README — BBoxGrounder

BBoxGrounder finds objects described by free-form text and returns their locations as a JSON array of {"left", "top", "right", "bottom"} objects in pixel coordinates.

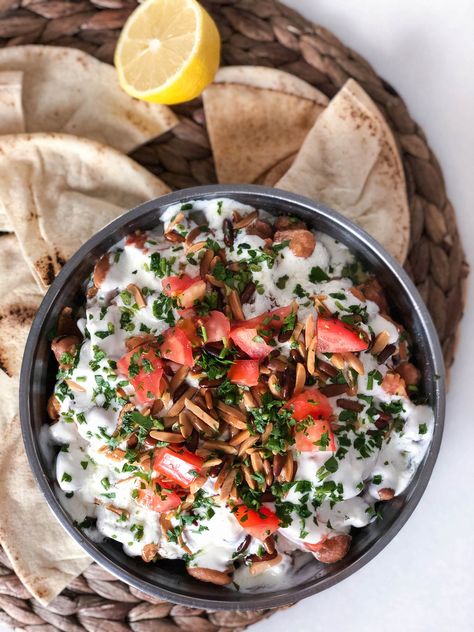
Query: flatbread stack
[
  {"left": 203, "top": 69, "right": 410, "bottom": 263},
  {"left": 0, "top": 46, "right": 174, "bottom": 604}
]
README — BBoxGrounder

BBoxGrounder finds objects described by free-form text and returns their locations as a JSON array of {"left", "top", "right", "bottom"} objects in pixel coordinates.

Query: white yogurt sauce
[{"left": 49, "top": 198, "right": 434, "bottom": 590}]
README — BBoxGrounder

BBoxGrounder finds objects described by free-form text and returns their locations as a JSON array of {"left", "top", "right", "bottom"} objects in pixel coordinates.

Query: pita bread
[
  {"left": 0, "top": 71, "right": 25, "bottom": 135},
  {"left": 0, "top": 370, "right": 91, "bottom": 605},
  {"left": 0, "top": 133, "right": 170, "bottom": 289},
  {"left": 203, "top": 66, "right": 328, "bottom": 184},
  {"left": 0, "top": 71, "right": 25, "bottom": 232},
  {"left": 0, "top": 235, "right": 43, "bottom": 377},
  {"left": 0, "top": 45, "right": 178, "bottom": 153},
  {"left": 276, "top": 79, "right": 410, "bottom": 263}
]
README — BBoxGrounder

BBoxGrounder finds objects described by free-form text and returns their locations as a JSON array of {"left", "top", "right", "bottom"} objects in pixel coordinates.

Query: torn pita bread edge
[
  {"left": 215, "top": 65, "right": 329, "bottom": 105},
  {"left": 0, "top": 132, "right": 171, "bottom": 290}
]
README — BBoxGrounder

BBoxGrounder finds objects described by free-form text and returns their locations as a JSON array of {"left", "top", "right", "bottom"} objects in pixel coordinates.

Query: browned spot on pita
[
  {"left": 35, "top": 255, "right": 56, "bottom": 286},
  {"left": 0, "top": 302, "right": 37, "bottom": 376}
]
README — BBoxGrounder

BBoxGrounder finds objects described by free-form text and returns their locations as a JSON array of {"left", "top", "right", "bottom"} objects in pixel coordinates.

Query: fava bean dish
[{"left": 48, "top": 199, "right": 434, "bottom": 589}]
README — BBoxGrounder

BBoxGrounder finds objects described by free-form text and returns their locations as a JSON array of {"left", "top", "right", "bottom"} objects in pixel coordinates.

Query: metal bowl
[{"left": 20, "top": 185, "right": 445, "bottom": 610}]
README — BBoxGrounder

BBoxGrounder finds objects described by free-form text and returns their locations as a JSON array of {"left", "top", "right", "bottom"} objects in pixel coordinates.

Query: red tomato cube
[
  {"left": 316, "top": 317, "right": 368, "bottom": 353},
  {"left": 228, "top": 359, "right": 260, "bottom": 387},
  {"left": 229, "top": 327, "right": 273, "bottom": 359},
  {"left": 136, "top": 486, "right": 181, "bottom": 513},
  {"left": 233, "top": 505, "right": 280, "bottom": 541},
  {"left": 160, "top": 326, "right": 194, "bottom": 366},
  {"left": 117, "top": 345, "right": 163, "bottom": 404},
  {"left": 153, "top": 447, "right": 204, "bottom": 488}
]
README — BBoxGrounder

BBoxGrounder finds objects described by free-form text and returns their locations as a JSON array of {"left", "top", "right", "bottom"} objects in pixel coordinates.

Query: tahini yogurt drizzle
[{"left": 50, "top": 198, "right": 434, "bottom": 589}]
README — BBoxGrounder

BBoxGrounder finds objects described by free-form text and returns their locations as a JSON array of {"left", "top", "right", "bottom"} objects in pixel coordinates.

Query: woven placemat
[{"left": 0, "top": 0, "right": 469, "bottom": 630}]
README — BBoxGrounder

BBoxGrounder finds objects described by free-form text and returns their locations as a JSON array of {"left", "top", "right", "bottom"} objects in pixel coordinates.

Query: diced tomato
[
  {"left": 153, "top": 447, "right": 204, "bottom": 488},
  {"left": 237, "top": 305, "right": 294, "bottom": 334},
  {"left": 295, "top": 419, "right": 336, "bottom": 452},
  {"left": 229, "top": 327, "right": 273, "bottom": 359},
  {"left": 200, "top": 310, "right": 230, "bottom": 343},
  {"left": 117, "top": 345, "right": 163, "bottom": 404},
  {"left": 162, "top": 274, "right": 206, "bottom": 309},
  {"left": 288, "top": 388, "right": 335, "bottom": 452},
  {"left": 316, "top": 317, "right": 368, "bottom": 353},
  {"left": 288, "top": 388, "right": 333, "bottom": 422},
  {"left": 228, "top": 359, "right": 260, "bottom": 387},
  {"left": 233, "top": 505, "right": 280, "bottom": 541},
  {"left": 160, "top": 327, "right": 193, "bottom": 366},
  {"left": 176, "top": 317, "right": 202, "bottom": 348},
  {"left": 162, "top": 274, "right": 196, "bottom": 295},
  {"left": 136, "top": 486, "right": 181, "bottom": 513}
]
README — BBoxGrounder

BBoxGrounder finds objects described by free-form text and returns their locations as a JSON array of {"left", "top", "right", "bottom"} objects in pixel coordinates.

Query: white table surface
[
  {"left": 2, "top": 1, "right": 473, "bottom": 631},
  {"left": 253, "top": 1, "right": 474, "bottom": 632}
]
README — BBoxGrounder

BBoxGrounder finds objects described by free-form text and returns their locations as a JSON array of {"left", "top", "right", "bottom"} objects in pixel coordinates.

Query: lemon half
[{"left": 114, "top": 0, "right": 220, "bottom": 105}]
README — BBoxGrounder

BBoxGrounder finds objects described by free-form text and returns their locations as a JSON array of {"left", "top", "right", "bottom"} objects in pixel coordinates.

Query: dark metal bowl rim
[{"left": 20, "top": 184, "right": 445, "bottom": 610}]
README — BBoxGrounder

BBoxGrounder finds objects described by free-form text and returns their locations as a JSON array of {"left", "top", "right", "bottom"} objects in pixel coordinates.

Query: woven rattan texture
[{"left": 0, "top": 0, "right": 468, "bottom": 630}]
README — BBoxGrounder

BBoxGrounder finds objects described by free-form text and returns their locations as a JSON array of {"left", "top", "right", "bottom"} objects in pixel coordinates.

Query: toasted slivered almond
[
  {"left": 233, "top": 210, "right": 258, "bottom": 229},
  {"left": 115, "top": 402, "right": 135, "bottom": 436},
  {"left": 105, "top": 504, "right": 130, "bottom": 519},
  {"left": 313, "top": 294, "right": 332, "bottom": 317},
  {"left": 126, "top": 283, "right": 146, "bottom": 309},
  {"left": 125, "top": 334, "right": 156, "bottom": 351},
  {"left": 282, "top": 451, "right": 295, "bottom": 482},
  {"left": 214, "top": 460, "right": 231, "bottom": 489},
  {"left": 101, "top": 447, "right": 126, "bottom": 461},
  {"left": 187, "top": 240, "right": 207, "bottom": 254},
  {"left": 168, "top": 386, "right": 197, "bottom": 417},
  {"left": 229, "top": 429, "right": 250, "bottom": 446},
  {"left": 291, "top": 321, "right": 304, "bottom": 342},
  {"left": 142, "top": 543, "right": 159, "bottom": 563},
  {"left": 268, "top": 374, "right": 282, "bottom": 399},
  {"left": 242, "top": 464, "right": 256, "bottom": 489},
  {"left": 169, "top": 366, "right": 189, "bottom": 397},
  {"left": 190, "top": 475, "right": 206, "bottom": 495},
  {"left": 261, "top": 422, "right": 273, "bottom": 444},
  {"left": 259, "top": 365, "right": 271, "bottom": 375},
  {"left": 204, "top": 390, "right": 213, "bottom": 411},
  {"left": 228, "top": 289, "right": 245, "bottom": 320},
  {"left": 330, "top": 353, "right": 345, "bottom": 370},
  {"left": 349, "top": 286, "right": 366, "bottom": 302},
  {"left": 294, "top": 363, "right": 306, "bottom": 396},
  {"left": 243, "top": 391, "right": 257, "bottom": 410},
  {"left": 185, "top": 398, "right": 220, "bottom": 432},
  {"left": 202, "top": 440, "right": 238, "bottom": 455},
  {"left": 219, "top": 468, "right": 237, "bottom": 500},
  {"left": 216, "top": 401, "right": 247, "bottom": 422},
  {"left": 372, "top": 330, "right": 391, "bottom": 356},
  {"left": 297, "top": 340, "right": 307, "bottom": 362},
  {"left": 249, "top": 554, "right": 282, "bottom": 576},
  {"left": 250, "top": 451, "right": 264, "bottom": 474},
  {"left": 148, "top": 431, "right": 184, "bottom": 443},
  {"left": 185, "top": 225, "right": 202, "bottom": 246},
  {"left": 250, "top": 386, "right": 263, "bottom": 407},
  {"left": 178, "top": 410, "right": 193, "bottom": 439},
  {"left": 202, "top": 457, "right": 223, "bottom": 469},
  {"left": 139, "top": 454, "right": 152, "bottom": 471},
  {"left": 200, "top": 248, "right": 214, "bottom": 278},
  {"left": 166, "top": 211, "right": 184, "bottom": 234},
  {"left": 206, "top": 273, "right": 225, "bottom": 288},
  {"left": 343, "top": 352, "right": 365, "bottom": 375},
  {"left": 238, "top": 435, "right": 259, "bottom": 456},
  {"left": 160, "top": 513, "right": 174, "bottom": 541},
  {"left": 65, "top": 379, "right": 86, "bottom": 392},
  {"left": 263, "top": 459, "right": 273, "bottom": 486},
  {"left": 307, "top": 336, "right": 318, "bottom": 376},
  {"left": 305, "top": 314, "right": 315, "bottom": 349},
  {"left": 188, "top": 411, "right": 214, "bottom": 436}
]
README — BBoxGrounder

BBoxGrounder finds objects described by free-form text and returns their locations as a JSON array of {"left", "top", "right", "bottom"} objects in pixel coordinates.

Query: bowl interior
[{"left": 20, "top": 185, "right": 445, "bottom": 609}]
